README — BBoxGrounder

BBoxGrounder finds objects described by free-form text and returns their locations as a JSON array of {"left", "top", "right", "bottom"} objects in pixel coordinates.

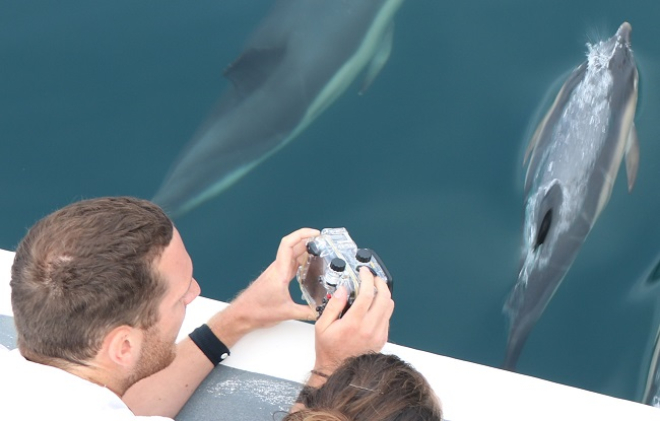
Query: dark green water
[{"left": 3, "top": 0, "right": 660, "bottom": 405}]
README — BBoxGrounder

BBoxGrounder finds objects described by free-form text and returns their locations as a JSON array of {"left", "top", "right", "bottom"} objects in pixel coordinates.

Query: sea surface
[{"left": 3, "top": 0, "right": 660, "bottom": 405}]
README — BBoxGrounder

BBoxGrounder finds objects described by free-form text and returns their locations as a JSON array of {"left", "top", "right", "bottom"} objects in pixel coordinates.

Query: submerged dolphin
[
  {"left": 503, "top": 22, "right": 640, "bottom": 370},
  {"left": 643, "top": 325, "right": 660, "bottom": 406},
  {"left": 639, "top": 257, "right": 660, "bottom": 406},
  {"left": 153, "top": 0, "right": 405, "bottom": 216}
]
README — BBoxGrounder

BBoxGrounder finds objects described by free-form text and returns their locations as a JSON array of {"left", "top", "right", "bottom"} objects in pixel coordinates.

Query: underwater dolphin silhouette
[
  {"left": 643, "top": 324, "right": 660, "bottom": 406},
  {"left": 153, "top": 0, "right": 405, "bottom": 216},
  {"left": 503, "top": 22, "right": 640, "bottom": 370},
  {"left": 638, "top": 257, "right": 660, "bottom": 407}
]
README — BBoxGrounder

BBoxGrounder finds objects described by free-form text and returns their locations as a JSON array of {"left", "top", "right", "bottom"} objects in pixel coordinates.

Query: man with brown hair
[{"left": 0, "top": 196, "right": 393, "bottom": 419}]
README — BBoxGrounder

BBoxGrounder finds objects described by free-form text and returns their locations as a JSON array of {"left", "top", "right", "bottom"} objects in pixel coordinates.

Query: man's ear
[{"left": 103, "top": 325, "right": 142, "bottom": 368}]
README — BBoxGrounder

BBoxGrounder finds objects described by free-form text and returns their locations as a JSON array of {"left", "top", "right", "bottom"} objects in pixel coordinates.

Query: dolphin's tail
[
  {"left": 502, "top": 332, "right": 524, "bottom": 371},
  {"left": 502, "top": 282, "right": 528, "bottom": 371}
]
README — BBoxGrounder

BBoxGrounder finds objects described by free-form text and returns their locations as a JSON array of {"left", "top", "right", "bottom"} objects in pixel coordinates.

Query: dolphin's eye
[{"left": 535, "top": 209, "right": 552, "bottom": 250}]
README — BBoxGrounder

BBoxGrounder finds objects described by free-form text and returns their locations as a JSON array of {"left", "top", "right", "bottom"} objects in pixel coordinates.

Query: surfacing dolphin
[
  {"left": 503, "top": 22, "right": 640, "bottom": 370},
  {"left": 152, "top": 0, "right": 406, "bottom": 217}
]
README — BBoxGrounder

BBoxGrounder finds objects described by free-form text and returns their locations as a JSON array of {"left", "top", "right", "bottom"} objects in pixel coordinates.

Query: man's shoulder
[{"left": 0, "top": 349, "right": 172, "bottom": 420}]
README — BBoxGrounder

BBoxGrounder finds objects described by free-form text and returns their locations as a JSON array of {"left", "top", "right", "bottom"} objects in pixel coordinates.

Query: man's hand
[
  {"left": 125, "top": 228, "right": 320, "bottom": 417},
  {"left": 208, "top": 228, "right": 319, "bottom": 347},
  {"left": 312, "top": 266, "right": 394, "bottom": 377}
]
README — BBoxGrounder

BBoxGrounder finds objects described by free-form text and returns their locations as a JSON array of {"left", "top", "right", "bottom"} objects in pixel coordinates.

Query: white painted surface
[{"left": 1, "top": 248, "right": 658, "bottom": 420}]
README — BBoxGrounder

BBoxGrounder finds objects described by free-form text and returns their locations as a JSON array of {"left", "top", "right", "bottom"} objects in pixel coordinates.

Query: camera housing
[{"left": 297, "top": 227, "right": 393, "bottom": 317}]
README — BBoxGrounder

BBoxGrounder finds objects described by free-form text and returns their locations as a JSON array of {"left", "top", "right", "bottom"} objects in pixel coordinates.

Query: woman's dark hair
[
  {"left": 286, "top": 353, "right": 442, "bottom": 421},
  {"left": 283, "top": 410, "right": 348, "bottom": 421}
]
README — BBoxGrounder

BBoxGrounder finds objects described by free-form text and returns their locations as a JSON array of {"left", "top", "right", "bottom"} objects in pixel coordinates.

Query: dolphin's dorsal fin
[
  {"left": 223, "top": 46, "right": 287, "bottom": 97},
  {"left": 359, "top": 22, "right": 394, "bottom": 95},
  {"left": 625, "top": 123, "right": 640, "bottom": 192}
]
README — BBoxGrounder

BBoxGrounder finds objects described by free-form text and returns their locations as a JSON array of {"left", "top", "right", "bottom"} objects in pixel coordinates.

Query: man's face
[{"left": 133, "top": 227, "right": 200, "bottom": 380}]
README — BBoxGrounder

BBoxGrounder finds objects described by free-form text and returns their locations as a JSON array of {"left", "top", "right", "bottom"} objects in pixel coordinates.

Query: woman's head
[
  {"left": 289, "top": 353, "right": 442, "bottom": 421},
  {"left": 283, "top": 410, "right": 348, "bottom": 421}
]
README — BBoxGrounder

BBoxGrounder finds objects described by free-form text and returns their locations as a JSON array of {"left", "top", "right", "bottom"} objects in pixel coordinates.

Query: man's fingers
[
  {"left": 274, "top": 228, "right": 319, "bottom": 275},
  {"left": 373, "top": 275, "right": 393, "bottom": 308},
  {"left": 278, "top": 228, "right": 319, "bottom": 257},
  {"left": 343, "top": 267, "right": 376, "bottom": 318},
  {"left": 375, "top": 280, "right": 394, "bottom": 334},
  {"left": 362, "top": 276, "right": 394, "bottom": 328},
  {"left": 292, "top": 240, "right": 310, "bottom": 266},
  {"left": 315, "top": 286, "right": 347, "bottom": 331},
  {"left": 290, "top": 303, "right": 318, "bottom": 321},
  {"left": 375, "top": 273, "right": 392, "bottom": 297}
]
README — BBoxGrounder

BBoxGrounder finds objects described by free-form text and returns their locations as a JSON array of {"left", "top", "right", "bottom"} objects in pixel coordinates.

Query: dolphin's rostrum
[
  {"left": 504, "top": 22, "right": 640, "bottom": 370},
  {"left": 153, "top": 0, "right": 406, "bottom": 217}
]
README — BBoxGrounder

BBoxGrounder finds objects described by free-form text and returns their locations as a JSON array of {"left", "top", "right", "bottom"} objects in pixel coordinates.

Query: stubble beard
[{"left": 123, "top": 325, "right": 177, "bottom": 392}]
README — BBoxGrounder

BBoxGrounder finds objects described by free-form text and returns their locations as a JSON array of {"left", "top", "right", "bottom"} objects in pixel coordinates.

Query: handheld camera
[{"left": 296, "top": 227, "right": 393, "bottom": 317}]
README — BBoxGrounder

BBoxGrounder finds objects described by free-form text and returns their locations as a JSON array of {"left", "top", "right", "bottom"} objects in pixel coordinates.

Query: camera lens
[{"left": 324, "top": 258, "right": 346, "bottom": 289}]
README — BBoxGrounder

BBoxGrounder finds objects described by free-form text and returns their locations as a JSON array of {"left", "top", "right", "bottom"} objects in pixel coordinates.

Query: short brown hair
[
  {"left": 11, "top": 196, "right": 173, "bottom": 366},
  {"left": 289, "top": 353, "right": 442, "bottom": 421}
]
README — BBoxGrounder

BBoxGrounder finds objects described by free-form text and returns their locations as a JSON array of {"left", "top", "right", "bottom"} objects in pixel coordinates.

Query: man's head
[{"left": 10, "top": 197, "right": 179, "bottom": 371}]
